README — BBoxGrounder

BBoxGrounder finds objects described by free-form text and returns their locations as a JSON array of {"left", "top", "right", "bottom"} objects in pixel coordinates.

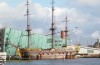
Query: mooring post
[
  {"left": 63, "top": 53, "right": 65, "bottom": 60},
  {"left": 18, "top": 56, "right": 21, "bottom": 62},
  {"left": 70, "top": 52, "right": 72, "bottom": 59},
  {"left": 29, "top": 55, "right": 30, "bottom": 62},
  {"left": 8, "top": 55, "right": 11, "bottom": 63},
  {"left": 65, "top": 52, "right": 68, "bottom": 59}
]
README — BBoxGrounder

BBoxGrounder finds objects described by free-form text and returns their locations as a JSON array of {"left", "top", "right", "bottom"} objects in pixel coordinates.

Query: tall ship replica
[{"left": 0, "top": 0, "right": 80, "bottom": 60}]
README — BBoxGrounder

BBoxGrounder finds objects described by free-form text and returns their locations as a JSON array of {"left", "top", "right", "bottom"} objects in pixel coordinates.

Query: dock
[{"left": 0, "top": 52, "right": 6, "bottom": 65}]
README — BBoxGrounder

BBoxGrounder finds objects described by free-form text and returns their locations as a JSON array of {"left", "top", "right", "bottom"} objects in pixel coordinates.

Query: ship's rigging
[
  {"left": 50, "top": 0, "right": 56, "bottom": 49},
  {"left": 25, "top": 0, "right": 31, "bottom": 48},
  {"left": 65, "top": 15, "right": 68, "bottom": 47}
]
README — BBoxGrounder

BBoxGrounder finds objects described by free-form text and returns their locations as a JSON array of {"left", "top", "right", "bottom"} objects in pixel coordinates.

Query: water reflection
[{"left": 5, "top": 58, "right": 100, "bottom": 65}]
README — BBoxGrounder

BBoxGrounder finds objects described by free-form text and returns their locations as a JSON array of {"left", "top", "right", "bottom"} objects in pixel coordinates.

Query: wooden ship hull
[{"left": 18, "top": 47, "right": 78, "bottom": 60}]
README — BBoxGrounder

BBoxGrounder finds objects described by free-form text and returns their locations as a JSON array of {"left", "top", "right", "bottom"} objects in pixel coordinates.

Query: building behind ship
[{"left": 0, "top": 27, "right": 69, "bottom": 56}]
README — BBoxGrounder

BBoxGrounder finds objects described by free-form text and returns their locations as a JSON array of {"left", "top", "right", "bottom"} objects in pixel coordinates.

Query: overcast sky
[{"left": 0, "top": 0, "right": 100, "bottom": 46}]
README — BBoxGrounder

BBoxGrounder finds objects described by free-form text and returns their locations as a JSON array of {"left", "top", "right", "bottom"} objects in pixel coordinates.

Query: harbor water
[{"left": 4, "top": 58, "right": 100, "bottom": 65}]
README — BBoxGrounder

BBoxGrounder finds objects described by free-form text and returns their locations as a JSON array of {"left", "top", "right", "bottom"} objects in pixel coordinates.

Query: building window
[
  {"left": 55, "top": 44, "right": 57, "bottom": 46},
  {"left": 59, "top": 44, "right": 61, "bottom": 46},
  {"left": 47, "top": 39, "right": 52, "bottom": 43}
]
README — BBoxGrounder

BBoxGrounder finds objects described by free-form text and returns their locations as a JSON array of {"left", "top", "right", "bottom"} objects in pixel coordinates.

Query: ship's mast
[
  {"left": 50, "top": 0, "right": 55, "bottom": 49},
  {"left": 26, "top": 0, "right": 31, "bottom": 48},
  {"left": 65, "top": 15, "right": 68, "bottom": 47}
]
